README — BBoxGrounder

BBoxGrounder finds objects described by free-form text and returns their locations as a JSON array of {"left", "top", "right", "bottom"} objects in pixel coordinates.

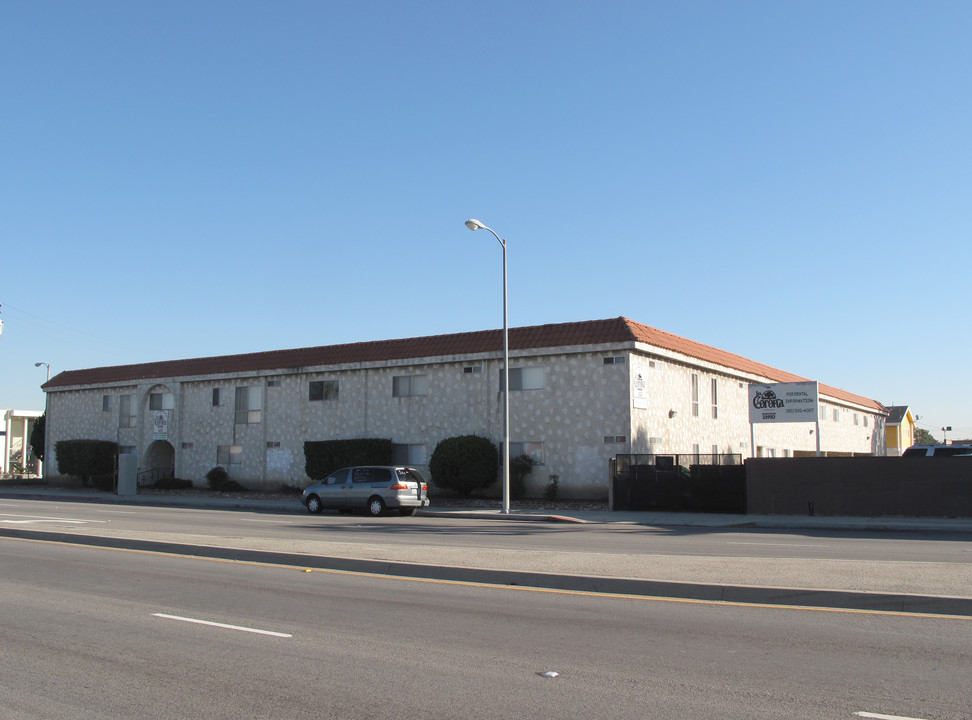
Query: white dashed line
[{"left": 153, "top": 613, "right": 292, "bottom": 638}]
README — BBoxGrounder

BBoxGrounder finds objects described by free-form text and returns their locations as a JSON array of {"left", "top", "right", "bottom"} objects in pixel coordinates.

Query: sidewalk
[{"left": 3, "top": 485, "right": 972, "bottom": 534}]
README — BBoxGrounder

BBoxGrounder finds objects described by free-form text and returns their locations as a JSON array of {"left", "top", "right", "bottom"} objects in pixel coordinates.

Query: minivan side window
[
  {"left": 352, "top": 467, "right": 374, "bottom": 483},
  {"left": 326, "top": 468, "right": 349, "bottom": 485}
]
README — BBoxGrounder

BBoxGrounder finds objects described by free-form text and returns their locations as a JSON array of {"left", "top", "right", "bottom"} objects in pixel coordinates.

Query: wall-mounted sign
[
  {"left": 748, "top": 381, "right": 818, "bottom": 424},
  {"left": 153, "top": 410, "right": 169, "bottom": 440},
  {"left": 632, "top": 372, "right": 648, "bottom": 409}
]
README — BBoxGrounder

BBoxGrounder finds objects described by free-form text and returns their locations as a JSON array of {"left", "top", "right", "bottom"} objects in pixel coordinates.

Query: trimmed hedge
[
  {"left": 55, "top": 439, "right": 118, "bottom": 487},
  {"left": 429, "top": 435, "right": 498, "bottom": 496},
  {"left": 304, "top": 438, "right": 393, "bottom": 481}
]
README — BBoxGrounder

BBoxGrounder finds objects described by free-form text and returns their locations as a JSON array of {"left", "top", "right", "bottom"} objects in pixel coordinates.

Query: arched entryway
[{"left": 142, "top": 440, "right": 175, "bottom": 483}]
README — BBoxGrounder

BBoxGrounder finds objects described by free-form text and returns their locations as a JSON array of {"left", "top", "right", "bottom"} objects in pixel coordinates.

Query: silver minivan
[{"left": 301, "top": 466, "right": 431, "bottom": 516}]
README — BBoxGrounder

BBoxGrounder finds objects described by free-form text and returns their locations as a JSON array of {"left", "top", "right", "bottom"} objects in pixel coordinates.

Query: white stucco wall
[{"left": 43, "top": 342, "right": 886, "bottom": 498}]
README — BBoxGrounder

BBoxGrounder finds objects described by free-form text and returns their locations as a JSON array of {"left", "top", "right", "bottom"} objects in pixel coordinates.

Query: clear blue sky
[{"left": 2, "top": 1, "right": 970, "bottom": 441}]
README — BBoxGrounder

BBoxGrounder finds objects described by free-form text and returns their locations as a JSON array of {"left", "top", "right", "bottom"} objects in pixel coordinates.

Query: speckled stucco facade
[{"left": 44, "top": 339, "right": 885, "bottom": 499}]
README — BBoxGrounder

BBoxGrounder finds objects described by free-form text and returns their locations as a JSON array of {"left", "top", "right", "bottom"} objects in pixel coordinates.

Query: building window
[
  {"left": 149, "top": 392, "right": 174, "bottom": 410},
  {"left": 509, "top": 441, "right": 545, "bottom": 465},
  {"left": 102, "top": 395, "right": 112, "bottom": 412},
  {"left": 833, "top": 408, "right": 840, "bottom": 422},
  {"left": 266, "top": 441, "right": 281, "bottom": 449},
  {"left": 267, "top": 379, "right": 281, "bottom": 388},
  {"left": 212, "top": 388, "right": 221, "bottom": 406},
  {"left": 182, "top": 442, "right": 194, "bottom": 449},
  {"left": 309, "top": 380, "right": 339, "bottom": 401},
  {"left": 393, "top": 375, "right": 428, "bottom": 397},
  {"left": 691, "top": 374, "right": 699, "bottom": 417},
  {"left": 392, "top": 443, "right": 427, "bottom": 465},
  {"left": 463, "top": 366, "right": 482, "bottom": 374},
  {"left": 864, "top": 416, "right": 869, "bottom": 428},
  {"left": 603, "top": 436, "right": 627, "bottom": 444},
  {"left": 235, "top": 386, "right": 262, "bottom": 424},
  {"left": 711, "top": 378, "right": 718, "bottom": 419},
  {"left": 119, "top": 395, "right": 136, "bottom": 428},
  {"left": 501, "top": 367, "right": 545, "bottom": 391},
  {"left": 119, "top": 445, "right": 136, "bottom": 455},
  {"left": 217, "top": 445, "right": 243, "bottom": 465},
  {"left": 854, "top": 413, "right": 860, "bottom": 426},
  {"left": 603, "top": 356, "right": 625, "bottom": 365}
]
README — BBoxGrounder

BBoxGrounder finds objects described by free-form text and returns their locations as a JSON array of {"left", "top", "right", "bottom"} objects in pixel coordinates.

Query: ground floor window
[
  {"left": 217, "top": 445, "right": 243, "bottom": 465},
  {"left": 392, "top": 443, "right": 427, "bottom": 465}
]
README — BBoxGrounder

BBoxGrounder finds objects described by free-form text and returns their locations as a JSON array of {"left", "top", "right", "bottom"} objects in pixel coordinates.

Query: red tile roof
[{"left": 43, "top": 316, "right": 884, "bottom": 412}]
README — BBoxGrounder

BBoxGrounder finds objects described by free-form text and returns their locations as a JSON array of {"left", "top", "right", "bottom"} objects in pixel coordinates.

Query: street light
[
  {"left": 34, "top": 362, "right": 50, "bottom": 382},
  {"left": 465, "top": 218, "right": 510, "bottom": 514}
]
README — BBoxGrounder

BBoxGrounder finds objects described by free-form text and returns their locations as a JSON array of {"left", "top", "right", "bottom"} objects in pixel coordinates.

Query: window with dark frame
[{"left": 309, "top": 380, "right": 339, "bottom": 401}]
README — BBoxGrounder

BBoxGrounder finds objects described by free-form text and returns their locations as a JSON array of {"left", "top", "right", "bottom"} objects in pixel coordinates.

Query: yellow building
[{"left": 885, "top": 406, "right": 916, "bottom": 456}]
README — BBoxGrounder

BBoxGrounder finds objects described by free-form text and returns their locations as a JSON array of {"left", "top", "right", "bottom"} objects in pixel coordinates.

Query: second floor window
[
  {"left": 235, "top": 386, "right": 262, "bottom": 424},
  {"left": 119, "top": 394, "right": 136, "bottom": 428},
  {"left": 691, "top": 374, "right": 699, "bottom": 417},
  {"left": 309, "top": 380, "right": 339, "bottom": 401},
  {"left": 393, "top": 375, "right": 428, "bottom": 397},
  {"left": 500, "top": 367, "right": 545, "bottom": 391}
]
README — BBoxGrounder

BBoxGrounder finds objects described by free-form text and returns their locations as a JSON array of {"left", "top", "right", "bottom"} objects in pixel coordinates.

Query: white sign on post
[{"left": 748, "top": 381, "right": 818, "bottom": 424}]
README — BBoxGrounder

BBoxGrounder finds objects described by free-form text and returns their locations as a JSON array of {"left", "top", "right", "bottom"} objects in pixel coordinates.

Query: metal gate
[{"left": 611, "top": 454, "right": 746, "bottom": 513}]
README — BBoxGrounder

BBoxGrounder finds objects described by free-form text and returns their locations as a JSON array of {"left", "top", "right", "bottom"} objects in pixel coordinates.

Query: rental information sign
[{"left": 748, "top": 381, "right": 818, "bottom": 424}]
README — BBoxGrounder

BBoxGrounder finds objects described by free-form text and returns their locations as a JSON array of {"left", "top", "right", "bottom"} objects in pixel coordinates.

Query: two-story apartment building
[{"left": 41, "top": 317, "right": 887, "bottom": 498}]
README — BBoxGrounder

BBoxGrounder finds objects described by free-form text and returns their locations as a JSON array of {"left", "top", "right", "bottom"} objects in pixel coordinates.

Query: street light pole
[
  {"left": 34, "top": 362, "right": 50, "bottom": 383},
  {"left": 465, "top": 218, "right": 510, "bottom": 514}
]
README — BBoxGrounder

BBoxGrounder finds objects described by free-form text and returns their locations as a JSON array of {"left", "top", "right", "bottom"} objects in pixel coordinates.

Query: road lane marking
[
  {"left": 152, "top": 613, "right": 292, "bottom": 638},
  {"left": 856, "top": 712, "right": 928, "bottom": 720},
  {"left": 0, "top": 513, "right": 108, "bottom": 525},
  {"left": 727, "top": 542, "right": 826, "bottom": 548}
]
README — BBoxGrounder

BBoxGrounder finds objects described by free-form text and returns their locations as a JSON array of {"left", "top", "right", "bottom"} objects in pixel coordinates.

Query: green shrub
[
  {"left": 543, "top": 474, "right": 560, "bottom": 501},
  {"left": 429, "top": 435, "right": 498, "bottom": 496},
  {"left": 153, "top": 477, "right": 193, "bottom": 490},
  {"left": 55, "top": 439, "right": 118, "bottom": 487},
  {"left": 206, "top": 466, "right": 228, "bottom": 490},
  {"left": 217, "top": 479, "right": 248, "bottom": 492},
  {"left": 304, "top": 438, "right": 393, "bottom": 480},
  {"left": 509, "top": 454, "right": 536, "bottom": 499}
]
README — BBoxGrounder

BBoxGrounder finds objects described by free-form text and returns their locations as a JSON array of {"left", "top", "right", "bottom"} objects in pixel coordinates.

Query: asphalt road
[{"left": 3, "top": 536, "right": 970, "bottom": 720}]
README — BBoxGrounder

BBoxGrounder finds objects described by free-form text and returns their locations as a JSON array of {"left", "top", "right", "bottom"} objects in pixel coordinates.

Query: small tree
[
  {"left": 29, "top": 413, "right": 45, "bottom": 461},
  {"left": 429, "top": 435, "right": 498, "bottom": 496},
  {"left": 915, "top": 428, "right": 938, "bottom": 445},
  {"left": 55, "top": 439, "right": 117, "bottom": 487}
]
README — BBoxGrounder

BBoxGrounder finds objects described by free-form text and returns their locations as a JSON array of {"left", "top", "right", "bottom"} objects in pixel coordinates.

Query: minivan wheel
[
  {"left": 306, "top": 495, "right": 323, "bottom": 514},
  {"left": 367, "top": 497, "right": 386, "bottom": 517}
]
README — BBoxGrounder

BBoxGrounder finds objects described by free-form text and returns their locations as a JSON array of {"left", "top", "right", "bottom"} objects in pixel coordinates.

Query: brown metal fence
[{"left": 611, "top": 453, "right": 746, "bottom": 513}]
